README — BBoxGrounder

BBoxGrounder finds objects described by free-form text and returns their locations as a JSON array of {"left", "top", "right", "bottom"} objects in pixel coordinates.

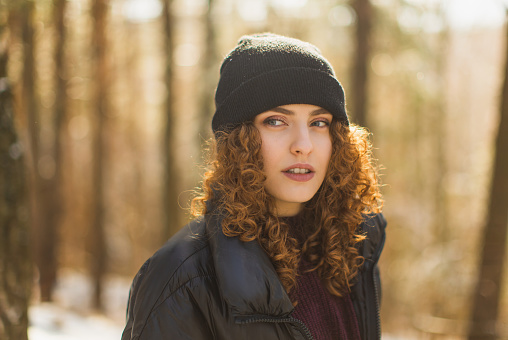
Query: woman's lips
[
  {"left": 282, "top": 163, "right": 315, "bottom": 182},
  {"left": 283, "top": 171, "right": 315, "bottom": 182},
  {"left": 282, "top": 163, "right": 315, "bottom": 172}
]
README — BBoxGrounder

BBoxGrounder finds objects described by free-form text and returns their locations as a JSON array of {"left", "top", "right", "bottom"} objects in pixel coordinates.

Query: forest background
[{"left": 1, "top": 0, "right": 508, "bottom": 339}]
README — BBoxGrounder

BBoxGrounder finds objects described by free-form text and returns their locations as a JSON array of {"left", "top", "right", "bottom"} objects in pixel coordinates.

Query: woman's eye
[
  {"left": 311, "top": 120, "right": 330, "bottom": 127},
  {"left": 264, "top": 118, "right": 285, "bottom": 126}
]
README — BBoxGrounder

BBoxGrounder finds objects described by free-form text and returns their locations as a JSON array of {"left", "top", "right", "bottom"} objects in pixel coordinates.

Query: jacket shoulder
[
  {"left": 148, "top": 218, "right": 210, "bottom": 281},
  {"left": 359, "top": 213, "right": 387, "bottom": 262},
  {"left": 123, "top": 217, "right": 214, "bottom": 338}
]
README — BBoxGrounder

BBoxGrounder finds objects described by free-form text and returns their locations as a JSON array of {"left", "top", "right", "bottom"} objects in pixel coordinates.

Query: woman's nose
[{"left": 290, "top": 125, "right": 313, "bottom": 155}]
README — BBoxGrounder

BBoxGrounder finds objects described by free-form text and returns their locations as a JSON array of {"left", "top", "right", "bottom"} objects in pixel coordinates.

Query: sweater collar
[{"left": 205, "top": 213, "right": 294, "bottom": 318}]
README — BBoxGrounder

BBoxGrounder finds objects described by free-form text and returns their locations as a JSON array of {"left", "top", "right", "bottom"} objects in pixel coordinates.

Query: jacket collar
[{"left": 205, "top": 213, "right": 294, "bottom": 318}]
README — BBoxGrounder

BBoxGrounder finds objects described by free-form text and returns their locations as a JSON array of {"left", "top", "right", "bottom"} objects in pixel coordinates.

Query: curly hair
[{"left": 191, "top": 120, "right": 382, "bottom": 300}]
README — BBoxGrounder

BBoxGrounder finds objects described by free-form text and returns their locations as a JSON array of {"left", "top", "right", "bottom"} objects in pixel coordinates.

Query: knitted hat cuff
[{"left": 212, "top": 67, "right": 347, "bottom": 133}]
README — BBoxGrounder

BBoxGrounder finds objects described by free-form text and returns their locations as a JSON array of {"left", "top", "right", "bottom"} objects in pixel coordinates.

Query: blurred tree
[
  {"left": 53, "top": 0, "right": 68, "bottom": 142},
  {"left": 428, "top": 4, "right": 452, "bottom": 321},
  {"left": 48, "top": 0, "right": 68, "bottom": 254},
  {"left": 161, "top": 0, "right": 181, "bottom": 241},
  {"left": 468, "top": 11, "right": 508, "bottom": 340},
  {"left": 198, "top": 0, "right": 217, "bottom": 143},
  {"left": 0, "top": 13, "right": 31, "bottom": 339},
  {"left": 29, "top": 0, "right": 69, "bottom": 302},
  {"left": 90, "top": 0, "right": 109, "bottom": 311},
  {"left": 19, "top": 1, "right": 36, "bottom": 163},
  {"left": 350, "top": 0, "right": 373, "bottom": 127},
  {"left": 15, "top": 0, "right": 61, "bottom": 302},
  {"left": 426, "top": 4, "right": 450, "bottom": 247},
  {"left": 7, "top": 0, "right": 69, "bottom": 303}
]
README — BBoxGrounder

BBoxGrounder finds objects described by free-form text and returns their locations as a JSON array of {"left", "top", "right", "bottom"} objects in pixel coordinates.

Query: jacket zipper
[
  {"left": 237, "top": 316, "right": 314, "bottom": 340},
  {"left": 371, "top": 225, "right": 386, "bottom": 340},
  {"left": 372, "top": 270, "right": 381, "bottom": 339}
]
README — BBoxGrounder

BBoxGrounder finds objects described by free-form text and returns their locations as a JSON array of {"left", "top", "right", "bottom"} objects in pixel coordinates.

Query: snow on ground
[
  {"left": 29, "top": 303, "right": 124, "bottom": 340},
  {"left": 28, "top": 269, "right": 131, "bottom": 340}
]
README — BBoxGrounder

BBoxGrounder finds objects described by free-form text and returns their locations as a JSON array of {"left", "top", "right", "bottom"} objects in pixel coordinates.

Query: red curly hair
[{"left": 191, "top": 119, "right": 382, "bottom": 299}]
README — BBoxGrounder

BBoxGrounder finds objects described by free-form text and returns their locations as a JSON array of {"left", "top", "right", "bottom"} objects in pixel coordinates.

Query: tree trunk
[
  {"left": 0, "top": 22, "right": 31, "bottom": 340},
  {"left": 32, "top": 0, "right": 68, "bottom": 303},
  {"left": 17, "top": 0, "right": 61, "bottom": 302},
  {"left": 50, "top": 0, "right": 67, "bottom": 201},
  {"left": 198, "top": 0, "right": 217, "bottom": 143},
  {"left": 351, "top": 0, "right": 372, "bottom": 127},
  {"left": 161, "top": 0, "right": 180, "bottom": 241},
  {"left": 90, "top": 0, "right": 108, "bottom": 311},
  {"left": 20, "top": 0, "right": 37, "bottom": 164},
  {"left": 430, "top": 13, "right": 451, "bottom": 320},
  {"left": 468, "top": 13, "right": 508, "bottom": 340}
]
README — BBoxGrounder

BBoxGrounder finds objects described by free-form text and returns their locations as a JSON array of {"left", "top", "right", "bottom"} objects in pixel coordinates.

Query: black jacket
[{"left": 122, "top": 213, "right": 387, "bottom": 340}]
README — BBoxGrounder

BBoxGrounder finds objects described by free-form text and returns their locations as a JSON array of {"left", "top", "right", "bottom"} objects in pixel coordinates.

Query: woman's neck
[{"left": 274, "top": 201, "right": 303, "bottom": 217}]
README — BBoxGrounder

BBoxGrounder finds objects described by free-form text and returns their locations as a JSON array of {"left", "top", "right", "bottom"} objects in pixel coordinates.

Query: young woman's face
[{"left": 253, "top": 104, "right": 333, "bottom": 216}]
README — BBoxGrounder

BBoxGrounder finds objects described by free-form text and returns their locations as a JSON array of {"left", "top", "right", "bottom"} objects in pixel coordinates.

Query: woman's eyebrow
[
  {"left": 270, "top": 107, "right": 294, "bottom": 115},
  {"left": 269, "top": 107, "right": 331, "bottom": 116},
  {"left": 310, "top": 108, "right": 331, "bottom": 116}
]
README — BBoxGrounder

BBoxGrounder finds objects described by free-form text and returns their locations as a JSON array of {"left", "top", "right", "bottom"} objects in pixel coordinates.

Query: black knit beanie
[{"left": 211, "top": 33, "right": 348, "bottom": 134}]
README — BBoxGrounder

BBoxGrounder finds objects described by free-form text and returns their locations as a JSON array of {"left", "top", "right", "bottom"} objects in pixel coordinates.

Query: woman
[{"left": 122, "top": 33, "right": 386, "bottom": 340}]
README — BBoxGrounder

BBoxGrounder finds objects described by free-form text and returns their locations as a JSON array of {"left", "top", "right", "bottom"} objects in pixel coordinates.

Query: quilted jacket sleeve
[
  {"left": 121, "top": 219, "right": 219, "bottom": 340},
  {"left": 121, "top": 256, "right": 218, "bottom": 340}
]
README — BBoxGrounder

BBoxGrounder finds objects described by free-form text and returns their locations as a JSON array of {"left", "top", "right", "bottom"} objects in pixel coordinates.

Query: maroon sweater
[{"left": 285, "top": 216, "right": 361, "bottom": 340}]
